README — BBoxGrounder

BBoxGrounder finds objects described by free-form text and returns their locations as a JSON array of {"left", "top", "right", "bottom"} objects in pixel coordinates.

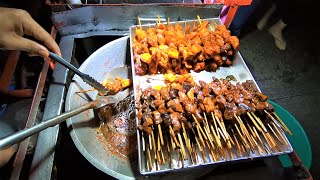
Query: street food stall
[{"left": 0, "top": 0, "right": 313, "bottom": 179}]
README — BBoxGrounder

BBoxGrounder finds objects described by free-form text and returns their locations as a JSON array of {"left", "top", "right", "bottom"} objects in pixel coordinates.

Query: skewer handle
[
  {"left": 0, "top": 103, "right": 92, "bottom": 150},
  {"left": 288, "top": 151, "right": 313, "bottom": 180}
]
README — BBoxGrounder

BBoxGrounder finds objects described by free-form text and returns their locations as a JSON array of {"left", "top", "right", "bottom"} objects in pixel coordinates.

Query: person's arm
[{"left": 0, "top": 7, "right": 61, "bottom": 58}]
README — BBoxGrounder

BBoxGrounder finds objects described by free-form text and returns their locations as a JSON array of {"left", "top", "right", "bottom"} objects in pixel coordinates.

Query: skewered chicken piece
[
  {"left": 103, "top": 77, "right": 131, "bottom": 93},
  {"left": 132, "top": 19, "right": 240, "bottom": 75}
]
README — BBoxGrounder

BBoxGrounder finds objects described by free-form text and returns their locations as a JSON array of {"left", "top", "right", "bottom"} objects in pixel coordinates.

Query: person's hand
[
  {"left": 0, "top": 7, "right": 61, "bottom": 58},
  {"left": 0, "top": 147, "right": 15, "bottom": 168}
]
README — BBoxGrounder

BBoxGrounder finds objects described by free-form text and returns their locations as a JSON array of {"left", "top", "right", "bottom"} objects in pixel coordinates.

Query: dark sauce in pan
[{"left": 98, "top": 91, "right": 137, "bottom": 160}]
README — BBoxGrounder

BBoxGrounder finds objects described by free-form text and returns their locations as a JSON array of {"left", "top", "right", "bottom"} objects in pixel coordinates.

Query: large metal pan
[
  {"left": 65, "top": 36, "right": 216, "bottom": 179},
  {"left": 65, "top": 36, "right": 141, "bottom": 179}
]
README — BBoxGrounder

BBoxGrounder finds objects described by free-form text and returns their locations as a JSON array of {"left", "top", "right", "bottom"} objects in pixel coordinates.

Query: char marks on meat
[{"left": 137, "top": 78, "right": 274, "bottom": 134}]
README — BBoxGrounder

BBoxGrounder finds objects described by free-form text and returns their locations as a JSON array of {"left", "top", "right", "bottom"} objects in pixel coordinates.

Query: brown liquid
[{"left": 98, "top": 91, "right": 137, "bottom": 159}]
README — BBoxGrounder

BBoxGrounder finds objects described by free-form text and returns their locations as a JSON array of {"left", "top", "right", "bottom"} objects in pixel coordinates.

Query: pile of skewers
[
  {"left": 136, "top": 74, "right": 293, "bottom": 171},
  {"left": 132, "top": 16, "right": 240, "bottom": 75}
]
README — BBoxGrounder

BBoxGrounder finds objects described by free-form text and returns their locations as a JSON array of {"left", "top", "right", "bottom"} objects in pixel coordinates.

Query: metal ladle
[{"left": 0, "top": 66, "right": 130, "bottom": 150}]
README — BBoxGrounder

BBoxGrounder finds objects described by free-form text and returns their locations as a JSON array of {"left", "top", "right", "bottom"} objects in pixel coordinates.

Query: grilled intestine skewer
[{"left": 136, "top": 75, "right": 292, "bottom": 169}]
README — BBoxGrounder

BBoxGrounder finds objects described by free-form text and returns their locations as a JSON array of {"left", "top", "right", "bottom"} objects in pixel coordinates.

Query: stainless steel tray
[{"left": 129, "top": 18, "right": 293, "bottom": 175}]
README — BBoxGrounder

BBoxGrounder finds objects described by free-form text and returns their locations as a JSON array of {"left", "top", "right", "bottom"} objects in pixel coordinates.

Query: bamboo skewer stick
[
  {"left": 166, "top": 135, "right": 171, "bottom": 154},
  {"left": 149, "top": 134, "right": 152, "bottom": 150},
  {"left": 195, "top": 136, "right": 203, "bottom": 152},
  {"left": 266, "top": 133, "right": 277, "bottom": 148},
  {"left": 218, "top": 116, "right": 227, "bottom": 132},
  {"left": 215, "top": 117, "right": 232, "bottom": 149},
  {"left": 240, "top": 144, "right": 246, "bottom": 154},
  {"left": 157, "top": 133, "right": 161, "bottom": 152},
  {"left": 211, "top": 113, "right": 220, "bottom": 139},
  {"left": 160, "top": 147, "right": 166, "bottom": 164},
  {"left": 204, "top": 127, "right": 215, "bottom": 149},
  {"left": 202, "top": 115, "right": 215, "bottom": 149},
  {"left": 191, "top": 143, "right": 198, "bottom": 164},
  {"left": 235, "top": 115, "right": 255, "bottom": 149},
  {"left": 225, "top": 132, "right": 234, "bottom": 145},
  {"left": 205, "top": 139, "right": 216, "bottom": 161},
  {"left": 247, "top": 112, "right": 263, "bottom": 132},
  {"left": 157, "top": 15, "right": 161, "bottom": 25},
  {"left": 158, "top": 124, "right": 164, "bottom": 145},
  {"left": 200, "top": 148, "right": 207, "bottom": 163},
  {"left": 249, "top": 134, "right": 262, "bottom": 155},
  {"left": 214, "top": 115, "right": 229, "bottom": 141},
  {"left": 203, "top": 113, "right": 213, "bottom": 139},
  {"left": 250, "top": 113, "right": 278, "bottom": 149},
  {"left": 188, "top": 141, "right": 196, "bottom": 164},
  {"left": 267, "top": 123, "right": 283, "bottom": 144},
  {"left": 195, "top": 134, "right": 207, "bottom": 164},
  {"left": 197, "top": 15, "right": 202, "bottom": 24},
  {"left": 271, "top": 122, "right": 289, "bottom": 145},
  {"left": 192, "top": 114, "right": 208, "bottom": 140},
  {"left": 238, "top": 123, "right": 255, "bottom": 150},
  {"left": 154, "top": 146, "right": 158, "bottom": 162},
  {"left": 210, "top": 124, "right": 222, "bottom": 148},
  {"left": 188, "top": 134, "right": 197, "bottom": 163},
  {"left": 232, "top": 131, "right": 242, "bottom": 156},
  {"left": 196, "top": 125, "right": 206, "bottom": 148},
  {"left": 157, "top": 150, "right": 162, "bottom": 165},
  {"left": 218, "top": 147, "right": 227, "bottom": 160},
  {"left": 189, "top": 126, "right": 204, "bottom": 158},
  {"left": 227, "top": 147, "right": 234, "bottom": 160},
  {"left": 181, "top": 125, "right": 195, "bottom": 163},
  {"left": 208, "top": 24, "right": 214, "bottom": 31},
  {"left": 75, "top": 88, "right": 95, "bottom": 93},
  {"left": 147, "top": 146, "right": 153, "bottom": 171},
  {"left": 245, "top": 121, "right": 265, "bottom": 153},
  {"left": 264, "top": 110, "right": 285, "bottom": 130},
  {"left": 234, "top": 124, "right": 250, "bottom": 149},
  {"left": 170, "top": 134, "right": 176, "bottom": 150},
  {"left": 273, "top": 112, "right": 293, "bottom": 135},
  {"left": 228, "top": 134, "right": 239, "bottom": 156},
  {"left": 212, "top": 20, "right": 218, "bottom": 27},
  {"left": 261, "top": 131, "right": 273, "bottom": 150},
  {"left": 203, "top": 113, "right": 210, "bottom": 129},
  {"left": 217, "top": 127, "right": 231, "bottom": 149},
  {"left": 181, "top": 123, "right": 191, "bottom": 150},
  {"left": 169, "top": 126, "right": 180, "bottom": 147},
  {"left": 177, "top": 133, "right": 187, "bottom": 160},
  {"left": 138, "top": 16, "right": 142, "bottom": 29},
  {"left": 246, "top": 121, "right": 256, "bottom": 137},
  {"left": 264, "top": 112, "right": 289, "bottom": 148},
  {"left": 250, "top": 112, "right": 268, "bottom": 132},
  {"left": 214, "top": 148, "right": 220, "bottom": 161},
  {"left": 252, "top": 126, "right": 269, "bottom": 154},
  {"left": 217, "top": 128, "right": 227, "bottom": 143},
  {"left": 151, "top": 130, "right": 156, "bottom": 153}
]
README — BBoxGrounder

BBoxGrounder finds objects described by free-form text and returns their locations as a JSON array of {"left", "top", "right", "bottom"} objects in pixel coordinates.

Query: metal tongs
[
  {"left": 0, "top": 66, "right": 130, "bottom": 150},
  {"left": 49, "top": 52, "right": 109, "bottom": 95}
]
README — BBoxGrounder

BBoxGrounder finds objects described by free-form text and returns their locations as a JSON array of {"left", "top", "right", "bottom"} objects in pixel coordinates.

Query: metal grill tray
[{"left": 129, "top": 18, "right": 293, "bottom": 175}]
